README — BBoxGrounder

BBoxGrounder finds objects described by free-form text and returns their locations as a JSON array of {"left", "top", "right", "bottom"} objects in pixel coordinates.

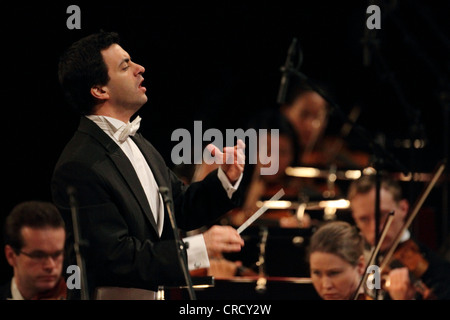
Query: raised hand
[{"left": 205, "top": 139, "right": 245, "bottom": 184}]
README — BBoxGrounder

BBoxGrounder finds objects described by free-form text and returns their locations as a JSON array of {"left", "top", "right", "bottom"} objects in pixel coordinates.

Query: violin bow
[
  {"left": 379, "top": 160, "right": 446, "bottom": 273},
  {"left": 352, "top": 211, "right": 395, "bottom": 300}
]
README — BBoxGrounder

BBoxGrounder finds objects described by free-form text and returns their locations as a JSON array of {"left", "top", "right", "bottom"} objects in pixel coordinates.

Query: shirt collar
[
  {"left": 86, "top": 115, "right": 131, "bottom": 143},
  {"left": 10, "top": 277, "right": 25, "bottom": 300},
  {"left": 400, "top": 229, "right": 411, "bottom": 242}
]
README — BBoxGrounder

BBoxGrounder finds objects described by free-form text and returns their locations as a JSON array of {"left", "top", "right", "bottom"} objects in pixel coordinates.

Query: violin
[
  {"left": 300, "top": 136, "right": 370, "bottom": 170},
  {"left": 391, "top": 239, "right": 429, "bottom": 280},
  {"left": 380, "top": 238, "right": 436, "bottom": 300},
  {"left": 377, "top": 161, "right": 446, "bottom": 300},
  {"left": 31, "top": 277, "right": 67, "bottom": 300},
  {"left": 355, "top": 292, "right": 375, "bottom": 300}
]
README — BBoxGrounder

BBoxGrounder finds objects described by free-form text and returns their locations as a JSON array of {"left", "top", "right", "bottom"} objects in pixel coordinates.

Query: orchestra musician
[
  {"left": 308, "top": 220, "right": 367, "bottom": 300},
  {"left": 348, "top": 174, "right": 450, "bottom": 299},
  {"left": 280, "top": 80, "right": 370, "bottom": 201},
  {"left": 0, "top": 201, "right": 67, "bottom": 300},
  {"left": 280, "top": 80, "right": 370, "bottom": 170}
]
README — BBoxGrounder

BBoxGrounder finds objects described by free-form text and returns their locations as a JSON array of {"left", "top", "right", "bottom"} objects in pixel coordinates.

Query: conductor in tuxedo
[{"left": 52, "top": 31, "right": 245, "bottom": 299}]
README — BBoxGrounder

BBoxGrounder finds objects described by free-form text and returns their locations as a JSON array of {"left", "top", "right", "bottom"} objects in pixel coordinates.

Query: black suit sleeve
[
  {"left": 0, "top": 280, "right": 12, "bottom": 300},
  {"left": 169, "top": 167, "right": 241, "bottom": 231}
]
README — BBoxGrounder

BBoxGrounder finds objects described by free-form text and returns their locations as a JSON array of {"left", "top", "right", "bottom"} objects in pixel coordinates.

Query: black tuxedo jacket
[
  {"left": 0, "top": 280, "right": 12, "bottom": 300},
  {"left": 52, "top": 117, "right": 241, "bottom": 294}
]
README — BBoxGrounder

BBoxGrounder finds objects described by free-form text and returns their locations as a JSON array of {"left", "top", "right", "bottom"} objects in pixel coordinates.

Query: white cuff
[
  {"left": 183, "top": 234, "right": 210, "bottom": 270},
  {"left": 217, "top": 167, "right": 243, "bottom": 199}
]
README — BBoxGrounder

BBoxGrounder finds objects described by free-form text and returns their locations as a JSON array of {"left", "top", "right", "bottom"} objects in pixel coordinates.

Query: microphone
[
  {"left": 362, "top": 27, "right": 371, "bottom": 67},
  {"left": 66, "top": 186, "right": 90, "bottom": 300},
  {"left": 362, "top": 0, "right": 381, "bottom": 67},
  {"left": 277, "top": 38, "right": 298, "bottom": 105},
  {"left": 159, "top": 186, "right": 172, "bottom": 205}
]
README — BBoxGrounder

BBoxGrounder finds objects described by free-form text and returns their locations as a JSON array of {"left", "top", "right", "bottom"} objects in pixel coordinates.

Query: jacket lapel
[
  {"left": 131, "top": 133, "right": 168, "bottom": 234},
  {"left": 107, "top": 150, "right": 159, "bottom": 233},
  {"left": 78, "top": 117, "right": 159, "bottom": 234}
]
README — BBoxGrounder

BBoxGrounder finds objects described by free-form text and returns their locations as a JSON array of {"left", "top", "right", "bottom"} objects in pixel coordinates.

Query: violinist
[
  {"left": 308, "top": 220, "right": 366, "bottom": 300},
  {"left": 280, "top": 80, "right": 370, "bottom": 203},
  {"left": 0, "top": 201, "right": 67, "bottom": 300},
  {"left": 280, "top": 80, "right": 370, "bottom": 170},
  {"left": 348, "top": 174, "right": 450, "bottom": 299}
]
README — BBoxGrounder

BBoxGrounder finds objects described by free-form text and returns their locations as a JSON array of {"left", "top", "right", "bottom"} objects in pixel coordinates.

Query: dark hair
[
  {"left": 308, "top": 221, "right": 364, "bottom": 266},
  {"left": 4, "top": 201, "right": 65, "bottom": 253},
  {"left": 347, "top": 174, "right": 402, "bottom": 203},
  {"left": 284, "top": 78, "right": 332, "bottom": 109},
  {"left": 58, "top": 31, "right": 120, "bottom": 115}
]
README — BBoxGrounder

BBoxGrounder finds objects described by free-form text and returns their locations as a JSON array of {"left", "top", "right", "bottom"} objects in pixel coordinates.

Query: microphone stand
[
  {"left": 255, "top": 226, "right": 269, "bottom": 294},
  {"left": 387, "top": 5, "right": 450, "bottom": 250},
  {"left": 67, "top": 186, "right": 90, "bottom": 300},
  {"left": 159, "top": 187, "right": 196, "bottom": 300}
]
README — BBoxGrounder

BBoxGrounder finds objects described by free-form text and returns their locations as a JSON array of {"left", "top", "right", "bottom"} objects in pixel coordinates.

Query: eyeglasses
[{"left": 18, "top": 250, "right": 64, "bottom": 263}]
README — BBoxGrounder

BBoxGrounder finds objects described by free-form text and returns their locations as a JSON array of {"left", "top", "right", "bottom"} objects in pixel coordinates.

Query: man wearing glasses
[{"left": 1, "top": 201, "right": 66, "bottom": 300}]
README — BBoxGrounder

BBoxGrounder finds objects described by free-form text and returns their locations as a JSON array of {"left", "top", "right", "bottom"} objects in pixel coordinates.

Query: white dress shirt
[
  {"left": 86, "top": 115, "right": 242, "bottom": 270},
  {"left": 10, "top": 277, "right": 24, "bottom": 300}
]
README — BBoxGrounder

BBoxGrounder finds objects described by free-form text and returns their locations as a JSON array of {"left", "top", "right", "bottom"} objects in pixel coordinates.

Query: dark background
[{"left": 1, "top": 1, "right": 449, "bottom": 283}]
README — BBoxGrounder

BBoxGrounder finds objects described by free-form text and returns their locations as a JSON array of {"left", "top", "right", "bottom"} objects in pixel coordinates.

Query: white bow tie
[{"left": 117, "top": 116, "right": 142, "bottom": 143}]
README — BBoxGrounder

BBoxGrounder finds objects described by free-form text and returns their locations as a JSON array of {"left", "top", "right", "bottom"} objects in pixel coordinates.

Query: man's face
[
  {"left": 100, "top": 43, "right": 148, "bottom": 112},
  {"left": 351, "top": 188, "right": 408, "bottom": 252},
  {"left": 5, "top": 227, "right": 65, "bottom": 298}
]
